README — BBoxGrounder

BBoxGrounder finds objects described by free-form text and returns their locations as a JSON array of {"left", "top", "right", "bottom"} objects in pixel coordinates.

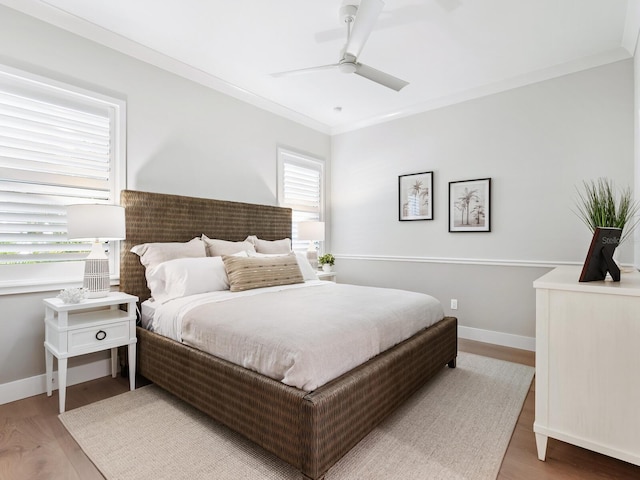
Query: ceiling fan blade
[
  {"left": 354, "top": 63, "right": 409, "bottom": 91},
  {"left": 345, "top": 0, "right": 385, "bottom": 59},
  {"left": 271, "top": 64, "right": 339, "bottom": 78}
]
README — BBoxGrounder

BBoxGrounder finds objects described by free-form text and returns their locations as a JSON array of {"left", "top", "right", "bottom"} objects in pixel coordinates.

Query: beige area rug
[{"left": 59, "top": 352, "right": 533, "bottom": 480}]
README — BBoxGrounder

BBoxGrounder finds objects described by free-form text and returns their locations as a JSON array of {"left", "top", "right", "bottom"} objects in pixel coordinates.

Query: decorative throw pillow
[
  {"left": 248, "top": 251, "right": 318, "bottom": 281},
  {"left": 202, "top": 234, "right": 256, "bottom": 257},
  {"left": 131, "top": 237, "right": 206, "bottom": 271},
  {"left": 222, "top": 253, "right": 304, "bottom": 292},
  {"left": 245, "top": 235, "right": 292, "bottom": 254}
]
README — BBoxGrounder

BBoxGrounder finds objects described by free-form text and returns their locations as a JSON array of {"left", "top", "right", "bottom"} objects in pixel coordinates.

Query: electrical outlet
[{"left": 450, "top": 299, "right": 458, "bottom": 310}]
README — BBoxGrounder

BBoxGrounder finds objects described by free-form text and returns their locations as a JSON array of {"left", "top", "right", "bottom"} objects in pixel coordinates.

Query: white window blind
[
  {"left": 277, "top": 148, "right": 324, "bottom": 251},
  {"left": 0, "top": 65, "right": 125, "bottom": 291}
]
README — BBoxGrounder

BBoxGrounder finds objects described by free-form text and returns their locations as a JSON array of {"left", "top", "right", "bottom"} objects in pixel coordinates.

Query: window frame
[
  {"left": 276, "top": 146, "right": 325, "bottom": 252},
  {"left": 0, "top": 64, "right": 126, "bottom": 295}
]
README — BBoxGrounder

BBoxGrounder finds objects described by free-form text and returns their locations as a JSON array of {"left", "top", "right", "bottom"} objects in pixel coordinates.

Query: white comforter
[{"left": 147, "top": 281, "right": 444, "bottom": 391}]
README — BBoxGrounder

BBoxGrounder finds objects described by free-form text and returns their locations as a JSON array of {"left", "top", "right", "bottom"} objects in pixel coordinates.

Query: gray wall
[
  {"left": 0, "top": 6, "right": 330, "bottom": 387},
  {"left": 331, "top": 60, "right": 634, "bottom": 345}
]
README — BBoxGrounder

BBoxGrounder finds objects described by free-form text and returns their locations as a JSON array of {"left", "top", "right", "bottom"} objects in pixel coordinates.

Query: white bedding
[{"left": 144, "top": 281, "right": 444, "bottom": 391}]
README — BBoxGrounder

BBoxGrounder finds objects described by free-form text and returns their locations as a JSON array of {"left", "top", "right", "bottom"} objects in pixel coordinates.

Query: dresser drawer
[{"left": 68, "top": 321, "right": 130, "bottom": 354}]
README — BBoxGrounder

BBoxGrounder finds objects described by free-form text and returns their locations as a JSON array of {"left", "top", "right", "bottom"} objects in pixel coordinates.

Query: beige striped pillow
[{"left": 222, "top": 253, "right": 304, "bottom": 292}]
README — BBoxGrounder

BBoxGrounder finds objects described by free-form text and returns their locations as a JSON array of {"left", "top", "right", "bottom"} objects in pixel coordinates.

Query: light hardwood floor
[{"left": 1, "top": 339, "right": 638, "bottom": 480}]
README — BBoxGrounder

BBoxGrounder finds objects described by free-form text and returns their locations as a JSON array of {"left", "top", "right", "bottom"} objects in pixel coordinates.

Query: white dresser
[{"left": 533, "top": 266, "right": 640, "bottom": 466}]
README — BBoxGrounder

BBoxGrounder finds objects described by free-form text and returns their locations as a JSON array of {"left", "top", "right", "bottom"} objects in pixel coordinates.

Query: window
[
  {"left": 0, "top": 65, "right": 126, "bottom": 293},
  {"left": 277, "top": 147, "right": 324, "bottom": 252}
]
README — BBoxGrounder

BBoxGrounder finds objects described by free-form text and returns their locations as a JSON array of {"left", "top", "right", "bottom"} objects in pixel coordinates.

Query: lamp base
[{"left": 83, "top": 258, "right": 110, "bottom": 298}]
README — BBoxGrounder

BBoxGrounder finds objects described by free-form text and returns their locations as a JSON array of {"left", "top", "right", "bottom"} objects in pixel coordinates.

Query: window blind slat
[
  {"left": 0, "top": 223, "right": 65, "bottom": 234},
  {"left": 0, "top": 136, "right": 109, "bottom": 162},
  {"left": 0, "top": 233, "right": 68, "bottom": 242},
  {"left": 0, "top": 243, "right": 92, "bottom": 254},
  {"left": 0, "top": 180, "right": 110, "bottom": 200},
  {"left": 0, "top": 211, "right": 66, "bottom": 224},
  {"left": 0, "top": 148, "right": 109, "bottom": 171},
  {"left": 0, "top": 168, "right": 110, "bottom": 191},
  {"left": 0, "top": 111, "right": 109, "bottom": 143},
  {"left": 0, "top": 190, "right": 108, "bottom": 205},
  {"left": 0, "top": 252, "right": 91, "bottom": 264},
  {"left": 0, "top": 157, "right": 108, "bottom": 180}
]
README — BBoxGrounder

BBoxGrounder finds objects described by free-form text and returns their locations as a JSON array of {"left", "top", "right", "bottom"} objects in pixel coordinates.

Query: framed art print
[
  {"left": 399, "top": 171, "right": 433, "bottom": 221},
  {"left": 449, "top": 177, "right": 491, "bottom": 232}
]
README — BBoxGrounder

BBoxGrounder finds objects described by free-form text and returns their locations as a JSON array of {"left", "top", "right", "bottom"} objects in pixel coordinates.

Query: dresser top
[{"left": 534, "top": 266, "right": 640, "bottom": 296}]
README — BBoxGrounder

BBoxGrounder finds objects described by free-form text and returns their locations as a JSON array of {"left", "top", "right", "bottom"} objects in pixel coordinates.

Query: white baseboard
[
  {"left": 0, "top": 358, "right": 114, "bottom": 406},
  {"left": 458, "top": 325, "right": 536, "bottom": 352}
]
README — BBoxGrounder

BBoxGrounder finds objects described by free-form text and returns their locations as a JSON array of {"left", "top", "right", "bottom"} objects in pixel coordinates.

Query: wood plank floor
[{"left": 1, "top": 339, "right": 638, "bottom": 480}]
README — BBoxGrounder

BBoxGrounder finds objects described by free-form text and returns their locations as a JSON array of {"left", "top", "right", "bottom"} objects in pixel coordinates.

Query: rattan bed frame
[{"left": 119, "top": 189, "right": 457, "bottom": 480}]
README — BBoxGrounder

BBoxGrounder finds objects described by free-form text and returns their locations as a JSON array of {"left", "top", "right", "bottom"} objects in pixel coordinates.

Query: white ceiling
[{"left": 3, "top": 0, "right": 638, "bottom": 134}]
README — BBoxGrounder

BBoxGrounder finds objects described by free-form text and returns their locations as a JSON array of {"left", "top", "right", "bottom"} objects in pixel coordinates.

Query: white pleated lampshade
[
  {"left": 297, "top": 221, "right": 325, "bottom": 241},
  {"left": 66, "top": 204, "right": 126, "bottom": 241}
]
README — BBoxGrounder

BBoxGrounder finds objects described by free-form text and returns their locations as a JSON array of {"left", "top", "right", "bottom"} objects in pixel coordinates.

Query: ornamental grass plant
[{"left": 574, "top": 178, "right": 639, "bottom": 244}]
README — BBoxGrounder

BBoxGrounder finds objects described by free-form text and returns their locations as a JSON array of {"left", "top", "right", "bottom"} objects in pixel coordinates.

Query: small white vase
[{"left": 322, "top": 264, "right": 333, "bottom": 272}]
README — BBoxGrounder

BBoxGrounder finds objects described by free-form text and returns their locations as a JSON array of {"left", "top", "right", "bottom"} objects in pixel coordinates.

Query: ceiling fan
[{"left": 271, "top": 0, "right": 409, "bottom": 92}]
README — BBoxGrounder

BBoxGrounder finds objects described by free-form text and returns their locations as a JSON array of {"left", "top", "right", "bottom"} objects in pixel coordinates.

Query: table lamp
[
  {"left": 66, "top": 204, "right": 125, "bottom": 298},
  {"left": 297, "top": 221, "right": 325, "bottom": 269}
]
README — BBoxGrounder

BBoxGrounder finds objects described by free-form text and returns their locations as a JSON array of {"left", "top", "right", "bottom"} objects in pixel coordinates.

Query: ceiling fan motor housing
[{"left": 339, "top": 4, "right": 358, "bottom": 23}]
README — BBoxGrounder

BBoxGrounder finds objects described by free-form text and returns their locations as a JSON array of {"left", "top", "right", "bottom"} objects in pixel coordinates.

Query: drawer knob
[{"left": 95, "top": 330, "right": 107, "bottom": 341}]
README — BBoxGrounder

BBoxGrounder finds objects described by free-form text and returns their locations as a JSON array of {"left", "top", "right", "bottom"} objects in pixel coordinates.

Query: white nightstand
[
  {"left": 43, "top": 291, "right": 138, "bottom": 413},
  {"left": 316, "top": 270, "right": 337, "bottom": 282}
]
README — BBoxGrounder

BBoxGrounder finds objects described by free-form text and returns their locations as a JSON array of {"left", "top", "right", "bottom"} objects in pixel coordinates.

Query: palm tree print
[
  {"left": 471, "top": 203, "right": 485, "bottom": 224},
  {"left": 449, "top": 178, "right": 491, "bottom": 232},
  {"left": 455, "top": 200, "right": 466, "bottom": 225},
  {"left": 411, "top": 180, "right": 423, "bottom": 197},
  {"left": 400, "top": 173, "right": 433, "bottom": 220},
  {"left": 450, "top": 179, "right": 490, "bottom": 231},
  {"left": 407, "top": 180, "right": 429, "bottom": 216},
  {"left": 457, "top": 187, "right": 479, "bottom": 225}
]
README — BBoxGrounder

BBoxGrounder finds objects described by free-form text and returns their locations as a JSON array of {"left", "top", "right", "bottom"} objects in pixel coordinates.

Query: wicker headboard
[{"left": 119, "top": 189, "right": 292, "bottom": 303}]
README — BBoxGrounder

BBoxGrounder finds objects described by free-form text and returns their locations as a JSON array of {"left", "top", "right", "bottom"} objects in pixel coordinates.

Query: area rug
[{"left": 59, "top": 352, "right": 533, "bottom": 480}]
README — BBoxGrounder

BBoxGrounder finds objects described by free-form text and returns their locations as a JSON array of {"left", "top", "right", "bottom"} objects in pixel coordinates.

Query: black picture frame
[
  {"left": 449, "top": 178, "right": 491, "bottom": 232},
  {"left": 399, "top": 171, "right": 433, "bottom": 221}
]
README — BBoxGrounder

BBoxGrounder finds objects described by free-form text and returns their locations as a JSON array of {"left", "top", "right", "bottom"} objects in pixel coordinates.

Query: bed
[{"left": 119, "top": 189, "right": 457, "bottom": 480}]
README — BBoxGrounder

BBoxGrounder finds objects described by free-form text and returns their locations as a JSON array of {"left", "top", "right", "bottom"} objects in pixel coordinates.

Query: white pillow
[
  {"left": 245, "top": 235, "right": 292, "bottom": 254},
  {"left": 201, "top": 234, "right": 256, "bottom": 256},
  {"left": 146, "top": 256, "right": 230, "bottom": 303},
  {"left": 248, "top": 251, "right": 317, "bottom": 281},
  {"left": 131, "top": 237, "right": 205, "bottom": 271}
]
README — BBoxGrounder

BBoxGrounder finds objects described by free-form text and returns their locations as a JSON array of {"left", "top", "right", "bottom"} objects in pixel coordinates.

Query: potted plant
[
  {"left": 318, "top": 253, "right": 335, "bottom": 272},
  {"left": 574, "top": 178, "right": 639, "bottom": 281}
]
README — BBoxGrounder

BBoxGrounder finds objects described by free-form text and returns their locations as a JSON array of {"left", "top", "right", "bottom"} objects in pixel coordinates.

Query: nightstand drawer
[{"left": 68, "top": 321, "right": 130, "bottom": 354}]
